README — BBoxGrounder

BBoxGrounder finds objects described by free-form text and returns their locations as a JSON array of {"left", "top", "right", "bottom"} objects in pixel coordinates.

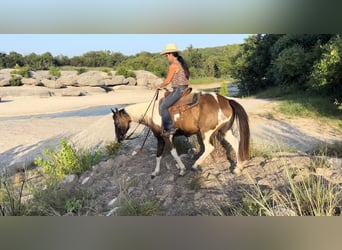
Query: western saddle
[{"left": 162, "top": 87, "right": 200, "bottom": 117}]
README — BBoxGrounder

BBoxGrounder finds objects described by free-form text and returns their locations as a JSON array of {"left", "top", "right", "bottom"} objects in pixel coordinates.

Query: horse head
[{"left": 111, "top": 108, "right": 131, "bottom": 142}]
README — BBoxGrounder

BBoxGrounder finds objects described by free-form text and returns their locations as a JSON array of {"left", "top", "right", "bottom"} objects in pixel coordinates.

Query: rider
[{"left": 156, "top": 43, "right": 190, "bottom": 136}]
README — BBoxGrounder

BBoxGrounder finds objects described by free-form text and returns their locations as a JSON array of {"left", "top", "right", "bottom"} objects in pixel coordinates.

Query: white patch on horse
[
  {"left": 210, "top": 92, "right": 219, "bottom": 102},
  {"left": 170, "top": 148, "right": 186, "bottom": 176},
  {"left": 174, "top": 113, "right": 180, "bottom": 122},
  {"left": 217, "top": 109, "right": 226, "bottom": 122},
  {"left": 152, "top": 156, "right": 162, "bottom": 177}
]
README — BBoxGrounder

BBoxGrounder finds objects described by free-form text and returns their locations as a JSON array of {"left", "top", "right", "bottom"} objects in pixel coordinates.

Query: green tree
[
  {"left": 271, "top": 44, "right": 308, "bottom": 88},
  {"left": 309, "top": 37, "right": 342, "bottom": 97},
  {"left": 6, "top": 51, "right": 24, "bottom": 68}
]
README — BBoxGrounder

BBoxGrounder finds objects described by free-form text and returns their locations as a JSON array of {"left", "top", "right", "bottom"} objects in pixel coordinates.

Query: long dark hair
[{"left": 171, "top": 52, "right": 190, "bottom": 80}]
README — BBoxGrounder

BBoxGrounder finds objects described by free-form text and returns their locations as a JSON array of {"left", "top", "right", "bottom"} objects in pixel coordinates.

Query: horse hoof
[
  {"left": 232, "top": 168, "right": 242, "bottom": 175},
  {"left": 151, "top": 174, "right": 156, "bottom": 179}
]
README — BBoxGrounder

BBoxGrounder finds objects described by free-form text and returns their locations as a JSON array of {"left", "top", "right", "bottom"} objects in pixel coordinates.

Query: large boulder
[
  {"left": 0, "top": 86, "right": 52, "bottom": 97},
  {"left": 56, "top": 71, "right": 79, "bottom": 86},
  {"left": 103, "top": 75, "right": 125, "bottom": 86},
  {"left": 134, "top": 70, "right": 162, "bottom": 87},
  {"left": 77, "top": 71, "right": 110, "bottom": 87},
  {"left": 41, "top": 79, "right": 66, "bottom": 89},
  {"left": 0, "top": 70, "right": 12, "bottom": 86},
  {"left": 124, "top": 77, "right": 137, "bottom": 86},
  {"left": 0, "top": 76, "right": 11, "bottom": 87},
  {"left": 21, "top": 77, "right": 41, "bottom": 86},
  {"left": 31, "top": 70, "right": 51, "bottom": 81}
]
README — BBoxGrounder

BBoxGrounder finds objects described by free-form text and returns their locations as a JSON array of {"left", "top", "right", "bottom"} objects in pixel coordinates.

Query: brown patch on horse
[{"left": 216, "top": 94, "right": 233, "bottom": 118}]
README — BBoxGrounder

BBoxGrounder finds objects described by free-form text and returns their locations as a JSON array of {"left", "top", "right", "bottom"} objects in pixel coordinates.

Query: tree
[
  {"left": 39, "top": 52, "right": 55, "bottom": 69},
  {"left": 271, "top": 44, "right": 308, "bottom": 88},
  {"left": 6, "top": 51, "right": 24, "bottom": 68},
  {"left": 309, "top": 37, "right": 342, "bottom": 97}
]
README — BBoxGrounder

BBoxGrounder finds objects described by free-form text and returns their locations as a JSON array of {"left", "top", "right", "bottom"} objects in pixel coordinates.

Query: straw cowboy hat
[{"left": 160, "top": 43, "right": 180, "bottom": 55}]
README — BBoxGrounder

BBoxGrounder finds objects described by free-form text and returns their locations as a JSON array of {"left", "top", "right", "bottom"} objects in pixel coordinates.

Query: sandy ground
[{"left": 1, "top": 83, "right": 341, "bottom": 174}]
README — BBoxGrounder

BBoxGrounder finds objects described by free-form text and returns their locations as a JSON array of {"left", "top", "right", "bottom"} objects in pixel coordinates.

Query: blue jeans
[{"left": 159, "top": 86, "right": 187, "bottom": 131}]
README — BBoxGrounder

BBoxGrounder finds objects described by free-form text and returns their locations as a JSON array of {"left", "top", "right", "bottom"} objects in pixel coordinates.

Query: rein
[{"left": 124, "top": 89, "right": 160, "bottom": 149}]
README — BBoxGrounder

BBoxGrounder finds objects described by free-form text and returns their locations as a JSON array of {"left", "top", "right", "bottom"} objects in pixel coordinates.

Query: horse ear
[{"left": 111, "top": 108, "right": 119, "bottom": 114}]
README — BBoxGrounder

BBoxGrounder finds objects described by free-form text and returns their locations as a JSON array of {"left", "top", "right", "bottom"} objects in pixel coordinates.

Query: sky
[{"left": 0, "top": 34, "right": 250, "bottom": 57}]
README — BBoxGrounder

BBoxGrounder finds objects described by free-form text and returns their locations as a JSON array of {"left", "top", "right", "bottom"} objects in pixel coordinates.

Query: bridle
[{"left": 122, "top": 89, "right": 160, "bottom": 149}]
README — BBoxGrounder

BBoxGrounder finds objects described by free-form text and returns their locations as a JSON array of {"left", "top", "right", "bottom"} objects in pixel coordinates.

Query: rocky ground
[
  {"left": 2, "top": 83, "right": 342, "bottom": 216},
  {"left": 66, "top": 96, "right": 342, "bottom": 215}
]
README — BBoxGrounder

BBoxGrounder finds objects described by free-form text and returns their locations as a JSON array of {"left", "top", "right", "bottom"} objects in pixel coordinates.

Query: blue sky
[{"left": 0, "top": 34, "right": 250, "bottom": 57}]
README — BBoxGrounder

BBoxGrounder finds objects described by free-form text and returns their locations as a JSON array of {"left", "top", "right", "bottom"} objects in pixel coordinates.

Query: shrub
[
  {"left": 309, "top": 38, "right": 342, "bottom": 96},
  {"left": 9, "top": 75, "right": 22, "bottom": 86},
  {"left": 116, "top": 67, "right": 135, "bottom": 78},
  {"left": 48, "top": 66, "right": 61, "bottom": 78},
  {"left": 0, "top": 174, "right": 26, "bottom": 216},
  {"left": 105, "top": 141, "right": 122, "bottom": 156},
  {"left": 34, "top": 139, "right": 102, "bottom": 183},
  {"left": 12, "top": 65, "right": 31, "bottom": 78},
  {"left": 219, "top": 82, "right": 228, "bottom": 96},
  {"left": 116, "top": 196, "right": 161, "bottom": 216},
  {"left": 235, "top": 167, "right": 342, "bottom": 216},
  {"left": 76, "top": 68, "right": 88, "bottom": 75}
]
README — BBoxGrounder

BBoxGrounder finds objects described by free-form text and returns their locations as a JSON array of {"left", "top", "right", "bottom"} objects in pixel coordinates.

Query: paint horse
[{"left": 112, "top": 88, "right": 250, "bottom": 178}]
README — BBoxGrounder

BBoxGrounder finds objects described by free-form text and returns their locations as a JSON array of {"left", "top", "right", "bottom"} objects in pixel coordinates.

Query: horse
[{"left": 112, "top": 88, "right": 250, "bottom": 178}]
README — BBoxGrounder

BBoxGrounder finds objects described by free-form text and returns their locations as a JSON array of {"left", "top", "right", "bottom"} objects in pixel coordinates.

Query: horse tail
[{"left": 229, "top": 99, "right": 250, "bottom": 162}]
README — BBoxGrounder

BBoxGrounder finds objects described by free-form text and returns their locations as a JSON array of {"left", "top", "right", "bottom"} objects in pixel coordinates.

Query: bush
[
  {"left": 49, "top": 66, "right": 61, "bottom": 78},
  {"left": 34, "top": 139, "right": 102, "bottom": 183},
  {"left": 309, "top": 38, "right": 342, "bottom": 96},
  {"left": 116, "top": 67, "right": 135, "bottom": 78},
  {"left": 105, "top": 141, "right": 122, "bottom": 156},
  {"left": 12, "top": 65, "right": 31, "bottom": 78},
  {"left": 9, "top": 75, "right": 22, "bottom": 86},
  {"left": 219, "top": 82, "right": 228, "bottom": 96},
  {"left": 76, "top": 68, "right": 88, "bottom": 75},
  {"left": 271, "top": 44, "right": 308, "bottom": 87}
]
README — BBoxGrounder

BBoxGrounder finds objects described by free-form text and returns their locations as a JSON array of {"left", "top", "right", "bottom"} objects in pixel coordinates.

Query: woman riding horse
[{"left": 156, "top": 43, "right": 190, "bottom": 137}]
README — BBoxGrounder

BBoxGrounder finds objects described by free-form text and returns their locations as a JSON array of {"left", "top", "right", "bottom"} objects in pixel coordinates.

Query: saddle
[{"left": 162, "top": 87, "right": 200, "bottom": 117}]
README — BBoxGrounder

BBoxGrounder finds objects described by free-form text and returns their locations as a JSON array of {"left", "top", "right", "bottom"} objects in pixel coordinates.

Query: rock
[
  {"left": 59, "top": 174, "right": 78, "bottom": 191},
  {"left": 267, "top": 205, "right": 297, "bottom": 216},
  {"left": 77, "top": 71, "right": 110, "bottom": 87},
  {"left": 57, "top": 71, "right": 78, "bottom": 86},
  {"left": 108, "top": 75, "right": 125, "bottom": 86},
  {"left": 0, "top": 85, "right": 52, "bottom": 97},
  {"left": 134, "top": 70, "right": 161, "bottom": 87},
  {"left": 53, "top": 86, "right": 84, "bottom": 96},
  {"left": 21, "top": 77, "right": 40, "bottom": 86},
  {"left": 41, "top": 79, "right": 66, "bottom": 89},
  {"left": 31, "top": 70, "right": 51, "bottom": 81},
  {"left": 0, "top": 77, "right": 10, "bottom": 87},
  {"left": 0, "top": 68, "right": 14, "bottom": 74},
  {"left": 125, "top": 77, "right": 137, "bottom": 86}
]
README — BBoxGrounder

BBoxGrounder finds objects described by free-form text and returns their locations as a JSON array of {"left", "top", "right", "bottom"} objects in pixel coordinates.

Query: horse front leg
[{"left": 151, "top": 136, "right": 165, "bottom": 179}]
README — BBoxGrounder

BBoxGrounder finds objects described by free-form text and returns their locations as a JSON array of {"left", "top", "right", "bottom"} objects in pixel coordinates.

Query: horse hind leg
[
  {"left": 191, "top": 130, "right": 215, "bottom": 171},
  {"left": 223, "top": 129, "right": 244, "bottom": 174},
  {"left": 170, "top": 147, "right": 186, "bottom": 176}
]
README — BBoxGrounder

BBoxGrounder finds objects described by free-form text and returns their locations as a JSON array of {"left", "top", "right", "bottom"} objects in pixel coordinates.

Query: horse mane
[{"left": 125, "top": 102, "right": 160, "bottom": 124}]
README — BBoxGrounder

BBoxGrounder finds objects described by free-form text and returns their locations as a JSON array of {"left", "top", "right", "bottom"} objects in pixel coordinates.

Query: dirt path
[{"left": 237, "top": 97, "right": 341, "bottom": 152}]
